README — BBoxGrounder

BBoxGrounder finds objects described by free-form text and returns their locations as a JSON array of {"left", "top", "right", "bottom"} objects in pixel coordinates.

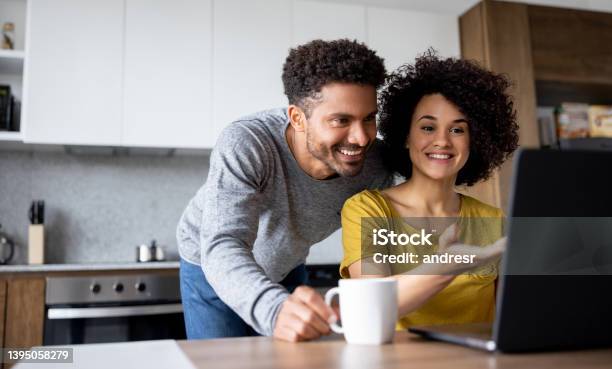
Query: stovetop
[
  {"left": 46, "top": 273, "right": 181, "bottom": 304},
  {"left": 0, "top": 261, "right": 180, "bottom": 273}
]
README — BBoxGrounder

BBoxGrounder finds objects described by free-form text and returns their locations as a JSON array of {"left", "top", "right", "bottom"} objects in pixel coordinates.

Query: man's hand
[{"left": 273, "top": 286, "right": 338, "bottom": 342}]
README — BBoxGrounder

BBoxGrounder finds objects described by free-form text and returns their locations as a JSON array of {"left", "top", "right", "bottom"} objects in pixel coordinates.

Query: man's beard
[{"left": 306, "top": 130, "right": 367, "bottom": 177}]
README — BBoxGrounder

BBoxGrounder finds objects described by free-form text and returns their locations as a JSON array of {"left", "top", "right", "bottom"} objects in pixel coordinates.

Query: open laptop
[{"left": 409, "top": 149, "right": 612, "bottom": 352}]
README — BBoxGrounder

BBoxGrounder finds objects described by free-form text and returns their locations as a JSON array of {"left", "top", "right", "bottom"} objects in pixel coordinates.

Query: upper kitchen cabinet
[
  {"left": 529, "top": 5, "right": 612, "bottom": 85},
  {"left": 292, "top": 0, "right": 366, "bottom": 45},
  {"left": 527, "top": 5, "right": 612, "bottom": 108},
  {"left": 23, "top": 0, "right": 124, "bottom": 145},
  {"left": 122, "top": 0, "right": 213, "bottom": 148},
  {"left": 212, "top": 0, "right": 291, "bottom": 134}
]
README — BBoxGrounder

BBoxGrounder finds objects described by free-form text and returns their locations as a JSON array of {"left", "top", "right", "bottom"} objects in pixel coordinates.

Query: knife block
[{"left": 28, "top": 224, "right": 45, "bottom": 264}]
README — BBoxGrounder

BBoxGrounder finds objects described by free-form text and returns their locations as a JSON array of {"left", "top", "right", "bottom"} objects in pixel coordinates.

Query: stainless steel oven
[{"left": 44, "top": 274, "right": 186, "bottom": 345}]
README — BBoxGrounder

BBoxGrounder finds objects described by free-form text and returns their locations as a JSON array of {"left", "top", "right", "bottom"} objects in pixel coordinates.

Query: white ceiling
[{"left": 313, "top": 0, "right": 612, "bottom": 15}]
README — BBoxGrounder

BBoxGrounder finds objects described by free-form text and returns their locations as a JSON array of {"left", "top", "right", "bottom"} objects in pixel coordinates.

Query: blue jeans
[{"left": 180, "top": 258, "right": 307, "bottom": 339}]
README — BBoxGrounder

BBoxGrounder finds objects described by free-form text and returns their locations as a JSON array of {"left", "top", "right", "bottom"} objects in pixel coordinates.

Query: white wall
[{"left": 367, "top": 7, "right": 459, "bottom": 72}]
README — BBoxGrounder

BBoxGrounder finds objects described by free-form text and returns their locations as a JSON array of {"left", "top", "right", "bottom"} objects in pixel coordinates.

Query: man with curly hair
[{"left": 177, "top": 39, "right": 391, "bottom": 342}]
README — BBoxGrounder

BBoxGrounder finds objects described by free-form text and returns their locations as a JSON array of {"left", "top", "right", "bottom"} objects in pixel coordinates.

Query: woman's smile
[
  {"left": 407, "top": 94, "right": 470, "bottom": 182},
  {"left": 425, "top": 151, "right": 455, "bottom": 163}
]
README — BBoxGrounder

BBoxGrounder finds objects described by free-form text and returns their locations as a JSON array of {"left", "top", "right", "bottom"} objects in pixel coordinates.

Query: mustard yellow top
[{"left": 340, "top": 189, "right": 504, "bottom": 329}]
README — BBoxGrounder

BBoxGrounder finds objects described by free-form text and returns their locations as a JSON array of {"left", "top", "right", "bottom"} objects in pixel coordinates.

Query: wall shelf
[
  {"left": 536, "top": 80, "right": 612, "bottom": 106},
  {"left": 0, "top": 131, "right": 22, "bottom": 141},
  {"left": 0, "top": 50, "right": 25, "bottom": 58}
]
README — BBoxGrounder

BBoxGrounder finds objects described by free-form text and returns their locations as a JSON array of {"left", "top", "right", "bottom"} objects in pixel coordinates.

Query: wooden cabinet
[
  {"left": 459, "top": 0, "right": 540, "bottom": 211},
  {"left": 528, "top": 5, "right": 612, "bottom": 85},
  {"left": 122, "top": 0, "right": 213, "bottom": 149},
  {"left": 4, "top": 278, "right": 45, "bottom": 349},
  {"left": 460, "top": 0, "right": 612, "bottom": 211},
  {"left": 0, "top": 280, "right": 6, "bottom": 365},
  {"left": 24, "top": 0, "right": 124, "bottom": 146},
  {"left": 0, "top": 276, "right": 46, "bottom": 369}
]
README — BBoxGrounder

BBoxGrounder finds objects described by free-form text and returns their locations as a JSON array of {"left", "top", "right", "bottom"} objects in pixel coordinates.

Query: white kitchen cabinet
[
  {"left": 123, "top": 0, "right": 213, "bottom": 149},
  {"left": 23, "top": 0, "right": 124, "bottom": 145},
  {"left": 19, "top": 0, "right": 462, "bottom": 149},
  {"left": 212, "top": 0, "right": 291, "bottom": 133},
  {"left": 292, "top": 0, "right": 366, "bottom": 45},
  {"left": 366, "top": 7, "right": 460, "bottom": 72}
]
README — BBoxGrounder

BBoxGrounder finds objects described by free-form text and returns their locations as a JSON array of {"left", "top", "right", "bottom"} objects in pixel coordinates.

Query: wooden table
[{"left": 178, "top": 331, "right": 612, "bottom": 369}]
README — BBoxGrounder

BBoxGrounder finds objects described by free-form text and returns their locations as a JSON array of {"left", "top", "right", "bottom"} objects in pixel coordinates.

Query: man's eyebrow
[
  {"left": 328, "top": 112, "right": 354, "bottom": 118},
  {"left": 327, "top": 111, "right": 378, "bottom": 119}
]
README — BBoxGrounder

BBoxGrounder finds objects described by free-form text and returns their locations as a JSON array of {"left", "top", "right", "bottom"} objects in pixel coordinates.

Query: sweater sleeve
[{"left": 198, "top": 124, "right": 289, "bottom": 336}]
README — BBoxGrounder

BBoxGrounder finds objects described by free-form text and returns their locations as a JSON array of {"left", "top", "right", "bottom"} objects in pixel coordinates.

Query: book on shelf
[
  {"left": 554, "top": 102, "right": 612, "bottom": 140},
  {"left": 0, "top": 84, "right": 20, "bottom": 132},
  {"left": 0, "top": 84, "right": 11, "bottom": 131},
  {"left": 588, "top": 105, "right": 612, "bottom": 138},
  {"left": 537, "top": 106, "right": 557, "bottom": 148},
  {"left": 555, "top": 102, "right": 590, "bottom": 139}
]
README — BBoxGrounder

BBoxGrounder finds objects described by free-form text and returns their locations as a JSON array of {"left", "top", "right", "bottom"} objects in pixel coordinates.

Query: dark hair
[
  {"left": 282, "top": 39, "right": 386, "bottom": 116},
  {"left": 378, "top": 50, "right": 519, "bottom": 186}
]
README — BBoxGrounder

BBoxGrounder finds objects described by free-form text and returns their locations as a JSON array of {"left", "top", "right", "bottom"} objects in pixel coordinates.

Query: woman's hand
[
  {"left": 388, "top": 224, "right": 505, "bottom": 316},
  {"left": 435, "top": 223, "right": 507, "bottom": 275}
]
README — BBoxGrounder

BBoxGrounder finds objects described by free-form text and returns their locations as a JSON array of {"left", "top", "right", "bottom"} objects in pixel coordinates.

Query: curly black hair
[
  {"left": 282, "top": 39, "right": 386, "bottom": 117},
  {"left": 378, "top": 50, "right": 519, "bottom": 186}
]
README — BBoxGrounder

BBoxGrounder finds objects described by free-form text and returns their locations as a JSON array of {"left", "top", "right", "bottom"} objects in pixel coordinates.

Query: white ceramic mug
[{"left": 324, "top": 278, "right": 398, "bottom": 344}]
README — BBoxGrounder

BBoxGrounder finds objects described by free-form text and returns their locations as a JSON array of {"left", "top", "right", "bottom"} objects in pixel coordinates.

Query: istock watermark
[
  {"left": 372, "top": 228, "right": 434, "bottom": 246},
  {"left": 358, "top": 216, "right": 506, "bottom": 276}
]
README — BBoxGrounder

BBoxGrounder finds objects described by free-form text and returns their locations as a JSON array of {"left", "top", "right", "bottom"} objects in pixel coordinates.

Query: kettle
[{"left": 0, "top": 224, "right": 15, "bottom": 265}]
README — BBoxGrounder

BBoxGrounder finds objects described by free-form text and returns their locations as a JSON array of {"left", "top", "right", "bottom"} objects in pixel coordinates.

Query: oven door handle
[{"left": 47, "top": 303, "right": 183, "bottom": 319}]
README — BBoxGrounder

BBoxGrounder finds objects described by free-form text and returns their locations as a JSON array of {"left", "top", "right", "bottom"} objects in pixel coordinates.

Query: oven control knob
[
  {"left": 114, "top": 283, "right": 124, "bottom": 293},
  {"left": 135, "top": 282, "right": 146, "bottom": 292},
  {"left": 90, "top": 283, "right": 101, "bottom": 294}
]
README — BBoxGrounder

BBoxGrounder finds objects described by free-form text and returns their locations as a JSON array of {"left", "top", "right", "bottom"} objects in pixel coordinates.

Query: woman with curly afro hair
[{"left": 339, "top": 50, "right": 519, "bottom": 330}]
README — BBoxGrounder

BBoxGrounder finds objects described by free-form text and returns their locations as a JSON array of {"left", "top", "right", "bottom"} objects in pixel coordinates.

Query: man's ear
[{"left": 287, "top": 105, "right": 307, "bottom": 133}]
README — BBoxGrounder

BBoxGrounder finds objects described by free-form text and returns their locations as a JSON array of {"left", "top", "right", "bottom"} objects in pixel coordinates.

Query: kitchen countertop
[
  {"left": 177, "top": 331, "right": 612, "bottom": 369},
  {"left": 0, "top": 261, "right": 180, "bottom": 273},
  {"left": 12, "top": 331, "right": 612, "bottom": 369}
]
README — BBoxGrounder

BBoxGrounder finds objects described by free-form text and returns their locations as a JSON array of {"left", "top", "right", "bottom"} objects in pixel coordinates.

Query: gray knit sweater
[{"left": 177, "top": 108, "right": 391, "bottom": 336}]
